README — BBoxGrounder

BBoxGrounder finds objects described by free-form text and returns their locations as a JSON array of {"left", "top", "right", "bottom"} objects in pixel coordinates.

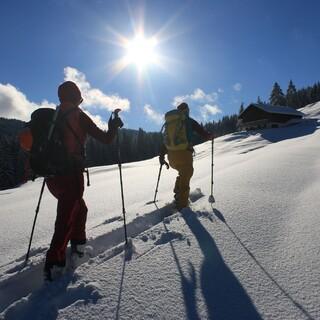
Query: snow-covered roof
[{"left": 245, "top": 103, "right": 304, "bottom": 117}]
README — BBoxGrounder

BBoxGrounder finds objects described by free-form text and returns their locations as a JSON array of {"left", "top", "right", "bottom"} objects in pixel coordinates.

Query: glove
[
  {"left": 159, "top": 156, "right": 169, "bottom": 169},
  {"left": 109, "top": 116, "right": 123, "bottom": 130},
  {"left": 207, "top": 133, "right": 214, "bottom": 140}
]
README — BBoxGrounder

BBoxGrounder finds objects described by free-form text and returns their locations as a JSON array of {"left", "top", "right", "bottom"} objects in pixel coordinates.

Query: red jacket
[{"left": 60, "top": 102, "right": 117, "bottom": 164}]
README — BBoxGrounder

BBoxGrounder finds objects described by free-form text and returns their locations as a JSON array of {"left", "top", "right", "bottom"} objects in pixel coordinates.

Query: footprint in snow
[
  {"left": 1, "top": 276, "right": 102, "bottom": 320},
  {"left": 103, "top": 216, "right": 122, "bottom": 224},
  {"left": 154, "top": 231, "right": 184, "bottom": 246},
  {"left": 189, "top": 188, "right": 205, "bottom": 203}
]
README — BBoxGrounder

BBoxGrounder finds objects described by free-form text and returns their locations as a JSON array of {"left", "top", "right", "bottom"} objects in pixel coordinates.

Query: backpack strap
[
  {"left": 59, "top": 107, "right": 78, "bottom": 122},
  {"left": 65, "top": 121, "right": 85, "bottom": 155},
  {"left": 60, "top": 107, "right": 85, "bottom": 155},
  {"left": 47, "top": 107, "right": 61, "bottom": 141},
  {"left": 61, "top": 108, "right": 89, "bottom": 183}
]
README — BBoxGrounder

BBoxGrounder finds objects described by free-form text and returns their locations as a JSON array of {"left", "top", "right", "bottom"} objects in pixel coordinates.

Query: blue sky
[{"left": 0, "top": 0, "right": 319, "bottom": 131}]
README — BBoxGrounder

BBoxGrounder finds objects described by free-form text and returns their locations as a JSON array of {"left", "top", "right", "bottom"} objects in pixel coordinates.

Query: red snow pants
[{"left": 45, "top": 172, "right": 87, "bottom": 267}]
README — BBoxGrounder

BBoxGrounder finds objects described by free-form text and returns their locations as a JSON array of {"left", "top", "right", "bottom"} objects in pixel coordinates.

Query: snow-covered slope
[
  {"left": 1, "top": 103, "right": 320, "bottom": 319},
  {"left": 300, "top": 101, "right": 320, "bottom": 119}
]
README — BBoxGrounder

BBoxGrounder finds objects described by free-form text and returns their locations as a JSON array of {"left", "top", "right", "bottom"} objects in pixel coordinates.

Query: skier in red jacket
[{"left": 44, "top": 81, "right": 123, "bottom": 281}]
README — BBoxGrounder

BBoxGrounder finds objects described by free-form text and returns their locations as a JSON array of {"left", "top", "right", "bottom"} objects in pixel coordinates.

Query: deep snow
[{"left": 1, "top": 103, "right": 320, "bottom": 319}]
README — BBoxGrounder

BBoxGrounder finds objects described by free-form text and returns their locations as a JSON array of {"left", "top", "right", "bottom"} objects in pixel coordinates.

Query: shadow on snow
[
  {"left": 212, "top": 207, "right": 315, "bottom": 320},
  {"left": 258, "top": 119, "right": 319, "bottom": 143},
  {"left": 0, "top": 202, "right": 176, "bottom": 315},
  {"left": 181, "top": 208, "right": 262, "bottom": 320}
]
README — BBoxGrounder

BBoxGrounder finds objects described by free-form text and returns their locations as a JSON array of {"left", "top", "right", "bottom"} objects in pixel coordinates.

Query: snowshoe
[
  {"left": 71, "top": 243, "right": 85, "bottom": 258},
  {"left": 68, "top": 244, "right": 93, "bottom": 270},
  {"left": 44, "top": 264, "right": 65, "bottom": 282}
]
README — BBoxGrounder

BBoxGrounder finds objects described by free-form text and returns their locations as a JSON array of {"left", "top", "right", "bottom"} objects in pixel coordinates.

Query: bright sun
[{"left": 124, "top": 34, "right": 159, "bottom": 70}]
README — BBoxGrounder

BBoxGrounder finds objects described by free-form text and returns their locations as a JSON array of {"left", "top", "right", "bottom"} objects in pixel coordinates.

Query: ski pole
[
  {"left": 209, "top": 138, "right": 215, "bottom": 203},
  {"left": 24, "top": 178, "right": 46, "bottom": 267},
  {"left": 85, "top": 168, "right": 90, "bottom": 187},
  {"left": 153, "top": 165, "right": 163, "bottom": 203},
  {"left": 113, "top": 109, "right": 128, "bottom": 244},
  {"left": 153, "top": 161, "right": 169, "bottom": 203}
]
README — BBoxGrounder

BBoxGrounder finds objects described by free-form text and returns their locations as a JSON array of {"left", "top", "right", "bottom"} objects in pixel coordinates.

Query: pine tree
[
  {"left": 239, "top": 103, "right": 244, "bottom": 114},
  {"left": 269, "top": 82, "right": 287, "bottom": 106},
  {"left": 310, "top": 84, "right": 318, "bottom": 103},
  {"left": 286, "top": 80, "right": 298, "bottom": 108}
]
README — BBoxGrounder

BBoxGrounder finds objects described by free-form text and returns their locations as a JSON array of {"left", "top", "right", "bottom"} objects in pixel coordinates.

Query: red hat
[{"left": 58, "top": 81, "right": 83, "bottom": 104}]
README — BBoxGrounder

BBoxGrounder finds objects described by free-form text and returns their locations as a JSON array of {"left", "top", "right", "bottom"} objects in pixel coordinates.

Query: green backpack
[{"left": 162, "top": 109, "right": 192, "bottom": 151}]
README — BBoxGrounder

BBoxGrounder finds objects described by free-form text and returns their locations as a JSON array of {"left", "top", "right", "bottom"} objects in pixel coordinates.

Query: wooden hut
[{"left": 238, "top": 103, "right": 304, "bottom": 130}]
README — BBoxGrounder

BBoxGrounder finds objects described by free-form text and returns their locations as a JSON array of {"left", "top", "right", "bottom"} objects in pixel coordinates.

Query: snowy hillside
[{"left": 1, "top": 102, "right": 320, "bottom": 319}]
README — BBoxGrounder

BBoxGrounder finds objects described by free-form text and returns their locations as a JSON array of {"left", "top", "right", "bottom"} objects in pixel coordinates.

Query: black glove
[
  {"left": 159, "top": 156, "right": 169, "bottom": 169},
  {"left": 109, "top": 116, "right": 123, "bottom": 130}
]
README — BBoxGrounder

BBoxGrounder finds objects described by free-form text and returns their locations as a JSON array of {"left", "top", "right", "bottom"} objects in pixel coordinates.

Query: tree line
[
  {"left": 262, "top": 80, "right": 320, "bottom": 109},
  {"left": 0, "top": 118, "right": 27, "bottom": 191}
]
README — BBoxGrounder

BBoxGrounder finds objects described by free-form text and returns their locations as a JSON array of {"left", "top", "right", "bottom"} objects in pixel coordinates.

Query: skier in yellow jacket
[{"left": 159, "top": 102, "right": 214, "bottom": 210}]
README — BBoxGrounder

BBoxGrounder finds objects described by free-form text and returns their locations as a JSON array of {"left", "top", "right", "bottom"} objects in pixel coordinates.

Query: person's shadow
[
  {"left": 182, "top": 208, "right": 262, "bottom": 320},
  {"left": 211, "top": 207, "right": 315, "bottom": 320}
]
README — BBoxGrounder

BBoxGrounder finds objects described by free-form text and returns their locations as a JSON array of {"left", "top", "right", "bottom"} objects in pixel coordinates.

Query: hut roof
[{"left": 239, "top": 103, "right": 304, "bottom": 118}]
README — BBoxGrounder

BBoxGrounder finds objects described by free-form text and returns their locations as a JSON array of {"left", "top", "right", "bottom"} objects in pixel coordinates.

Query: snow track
[{"left": 0, "top": 190, "right": 204, "bottom": 315}]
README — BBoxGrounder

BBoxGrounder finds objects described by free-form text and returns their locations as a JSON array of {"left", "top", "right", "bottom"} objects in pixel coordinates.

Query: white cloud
[
  {"left": 172, "top": 88, "right": 218, "bottom": 107},
  {"left": 233, "top": 83, "right": 242, "bottom": 92},
  {"left": 191, "top": 88, "right": 218, "bottom": 102},
  {"left": 172, "top": 88, "right": 222, "bottom": 122},
  {"left": 144, "top": 104, "right": 164, "bottom": 125},
  {"left": 83, "top": 110, "right": 109, "bottom": 130},
  {"left": 0, "top": 67, "right": 130, "bottom": 128},
  {"left": 172, "top": 95, "right": 185, "bottom": 107},
  {"left": 200, "top": 104, "right": 222, "bottom": 122},
  {"left": 64, "top": 67, "right": 130, "bottom": 112},
  {"left": 190, "top": 88, "right": 207, "bottom": 101},
  {"left": 0, "top": 83, "right": 55, "bottom": 121}
]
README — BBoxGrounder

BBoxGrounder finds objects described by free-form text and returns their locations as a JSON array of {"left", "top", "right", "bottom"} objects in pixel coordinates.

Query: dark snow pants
[{"left": 45, "top": 172, "right": 87, "bottom": 267}]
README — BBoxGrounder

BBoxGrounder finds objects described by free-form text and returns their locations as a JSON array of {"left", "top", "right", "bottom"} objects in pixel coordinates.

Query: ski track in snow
[{"left": 0, "top": 190, "right": 203, "bottom": 317}]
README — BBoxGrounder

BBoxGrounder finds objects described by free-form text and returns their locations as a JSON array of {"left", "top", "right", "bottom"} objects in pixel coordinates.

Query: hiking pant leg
[
  {"left": 177, "top": 161, "right": 193, "bottom": 208},
  {"left": 68, "top": 172, "right": 87, "bottom": 243},
  {"left": 45, "top": 173, "right": 84, "bottom": 266},
  {"left": 168, "top": 150, "right": 194, "bottom": 208},
  {"left": 70, "top": 198, "right": 88, "bottom": 243},
  {"left": 174, "top": 176, "right": 180, "bottom": 199}
]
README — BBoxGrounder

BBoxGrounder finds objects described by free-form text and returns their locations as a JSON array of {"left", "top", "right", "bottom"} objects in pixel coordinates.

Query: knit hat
[
  {"left": 177, "top": 102, "right": 189, "bottom": 113},
  {"left": 58, "top": 81, "right": 83, "bottom": 104}
]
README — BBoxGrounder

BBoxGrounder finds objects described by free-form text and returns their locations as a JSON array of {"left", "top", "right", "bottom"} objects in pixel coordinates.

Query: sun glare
[
  {"left": 107, "top": 21, "right": 174, "bottom": 79},
  {"left": 124, "top": 34, "right": 159, "bottom": 70}
]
